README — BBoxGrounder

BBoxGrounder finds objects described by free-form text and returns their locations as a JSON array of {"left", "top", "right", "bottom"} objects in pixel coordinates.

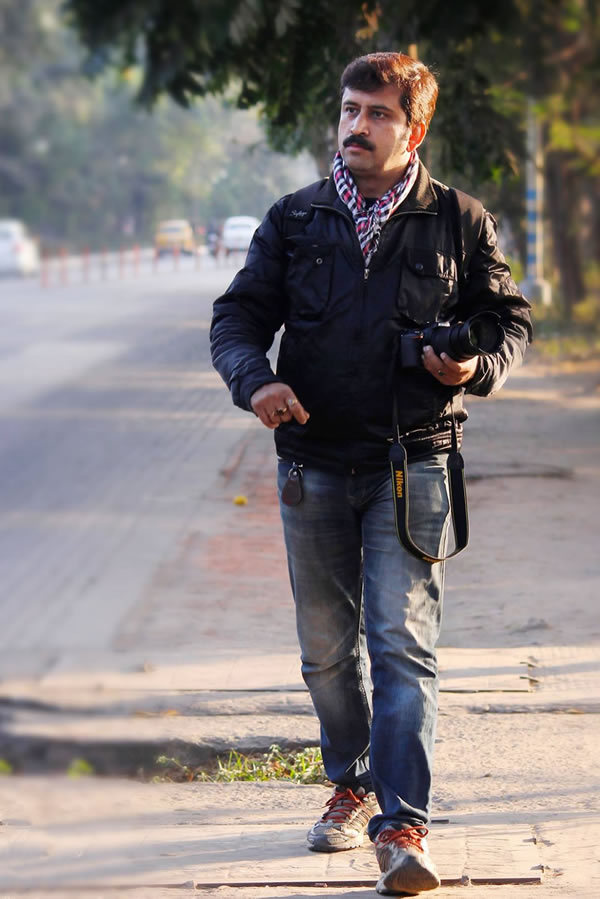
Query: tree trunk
[
  {"left": 306, "top": 123, "right": 336, "bottom": 178},
  {"left": 545, "top": 151, "right": 586, "bottom": 318}
]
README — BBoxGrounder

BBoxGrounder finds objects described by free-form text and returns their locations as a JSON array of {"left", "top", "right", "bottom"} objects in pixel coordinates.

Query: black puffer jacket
[{"left": 210, "top": 163, "right": 532, "bottom": 472}]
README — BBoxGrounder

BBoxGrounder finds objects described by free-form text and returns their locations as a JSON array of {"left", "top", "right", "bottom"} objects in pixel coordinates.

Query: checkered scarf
[{"left": 332, "top": 149, "right": 419, "bottom": 267}]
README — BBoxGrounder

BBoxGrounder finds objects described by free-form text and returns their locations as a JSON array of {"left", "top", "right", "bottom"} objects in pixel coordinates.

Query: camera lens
[
  {"left": 467, "top": 315, "right": 503, "bottom": 353},
  {"left": 445, "top": 312, "right": 504, "bottom": 361},
  {"left": 399, "top": 312, "right": 505, "bottom": 367}
]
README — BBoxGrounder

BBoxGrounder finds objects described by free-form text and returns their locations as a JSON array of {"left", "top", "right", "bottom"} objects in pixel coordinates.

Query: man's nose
[{"left": 351, "top": 109, "right": 369, "bottom": 134}]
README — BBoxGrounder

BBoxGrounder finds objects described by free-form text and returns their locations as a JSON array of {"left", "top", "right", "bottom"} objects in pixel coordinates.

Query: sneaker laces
[
  {"left": 320, "top": 788, "right": 367, "bottom": 823},
  {"left": 376, "top": 826, "right": 429, "bottom": 852}
]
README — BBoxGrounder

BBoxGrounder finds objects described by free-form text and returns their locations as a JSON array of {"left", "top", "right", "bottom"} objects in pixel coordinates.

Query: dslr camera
[{"left": 397, "top": 311, "right": 504, "bottom": 368}]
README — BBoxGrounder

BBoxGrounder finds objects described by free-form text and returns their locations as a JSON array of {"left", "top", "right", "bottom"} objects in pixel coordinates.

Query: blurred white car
[
  {"left": 222, "top": 216, "right": 260, "bottom": 255},
  {"left": 0, "top": 220, "right": 40, "bottom": 276}
]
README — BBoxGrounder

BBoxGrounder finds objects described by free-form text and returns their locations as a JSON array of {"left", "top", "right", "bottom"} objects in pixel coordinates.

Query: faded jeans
[{"left": 277, "top": 455, "right": 450, "bottom": 837}]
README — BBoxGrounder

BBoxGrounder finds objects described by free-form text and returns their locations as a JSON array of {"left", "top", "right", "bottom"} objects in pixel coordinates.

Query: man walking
[{"left": 211, "top": 52, "right": 531, "bottom": 895}]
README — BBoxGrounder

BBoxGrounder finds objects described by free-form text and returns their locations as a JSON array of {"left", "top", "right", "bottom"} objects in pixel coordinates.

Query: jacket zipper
[
  {"left": 311, "top": 204, "right": 371, "bottom": 354},
  {"left": 310, "top": 205, "right": 370, "bottom": 279}
]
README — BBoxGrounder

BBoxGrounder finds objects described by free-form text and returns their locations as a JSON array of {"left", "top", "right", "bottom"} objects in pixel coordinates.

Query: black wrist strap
[{"left": 390, "top": 399, "right": 469, "bottom": 563}]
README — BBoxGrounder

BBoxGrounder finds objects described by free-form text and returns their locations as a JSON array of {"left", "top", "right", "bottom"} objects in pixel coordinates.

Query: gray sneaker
[
  {"left": 375, "top": 826, "right": 441, "bottom": 895},
  {"left": 307, "top": 785, "right": 380, "bottom": 852}
]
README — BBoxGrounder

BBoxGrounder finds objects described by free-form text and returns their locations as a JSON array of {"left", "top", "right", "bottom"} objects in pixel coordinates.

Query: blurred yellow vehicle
[{"left": 154, "top": 219, "right": 196, "bottom": 256}]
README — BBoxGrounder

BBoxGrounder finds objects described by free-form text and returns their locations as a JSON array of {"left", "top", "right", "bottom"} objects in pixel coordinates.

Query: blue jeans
[{"left": 277, "top": 455, "right": 450, "bottom": 837}]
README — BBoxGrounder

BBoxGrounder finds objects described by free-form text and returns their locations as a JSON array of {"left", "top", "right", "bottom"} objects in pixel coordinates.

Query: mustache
[{"left": 343, "top": 135, "right": 375, "bottom": 151}]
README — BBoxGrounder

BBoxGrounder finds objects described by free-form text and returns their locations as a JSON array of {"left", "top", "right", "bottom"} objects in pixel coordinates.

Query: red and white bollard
[
  {"left": 59, "top": 247, "right": 68, "bottom": 285},
  {"left": 82, "top": 247, "right": 90, "bottom": 282},
  {"left": 40, "top": 249, "right": 49, "bottom": 287}
]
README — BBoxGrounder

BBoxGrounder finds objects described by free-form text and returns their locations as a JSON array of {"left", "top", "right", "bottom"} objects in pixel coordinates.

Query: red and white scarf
[{"left": 332, "top": 149, "right": 419, "bottom": 267}]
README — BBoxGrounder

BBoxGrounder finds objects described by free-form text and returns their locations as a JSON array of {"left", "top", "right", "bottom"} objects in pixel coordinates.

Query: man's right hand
[{"left": 250, "top": 383, "right": 310, "bottom": 430}]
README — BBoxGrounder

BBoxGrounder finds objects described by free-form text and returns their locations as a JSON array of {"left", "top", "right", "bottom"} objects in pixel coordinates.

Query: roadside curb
[
  {"left": 0, "top": 705, "right": 319, "bottom": 777},
  {"left": 2, "top": 642, "right": 598, "bottom": 777}
]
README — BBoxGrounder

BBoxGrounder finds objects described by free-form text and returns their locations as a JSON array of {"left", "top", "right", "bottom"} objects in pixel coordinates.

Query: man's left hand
[{"left": 422, "top": 345, "right": 478, "bottom": 386}]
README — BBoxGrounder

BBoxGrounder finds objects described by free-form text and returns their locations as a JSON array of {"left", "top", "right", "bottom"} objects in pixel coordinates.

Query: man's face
[{"left": 338, "top": 84, "right": 421, "bottom": 187}]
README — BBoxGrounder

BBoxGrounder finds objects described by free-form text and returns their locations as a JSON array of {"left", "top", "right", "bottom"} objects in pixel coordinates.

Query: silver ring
[
  {"left": 286, "top": 397, "right": 298, "bottom": 408},
  {"left": 275, "top": 407, "right": 287, "bottom": 415}
]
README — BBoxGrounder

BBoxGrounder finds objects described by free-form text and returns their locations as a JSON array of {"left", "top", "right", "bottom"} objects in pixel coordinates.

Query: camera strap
[
  {"left": 389, "top": 402, "right": 469, "bottom": 563},
  {"left": 387, "top": 186, "right": 481, "bottom": 563}
]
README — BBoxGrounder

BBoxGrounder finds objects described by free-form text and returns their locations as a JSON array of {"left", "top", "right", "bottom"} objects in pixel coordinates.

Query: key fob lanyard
[
  {"left": 389, "top": 397, "right": 469, "bottom": 563},
  {"left": 281, "top": 461, "right": 303, "bottom": 506}
]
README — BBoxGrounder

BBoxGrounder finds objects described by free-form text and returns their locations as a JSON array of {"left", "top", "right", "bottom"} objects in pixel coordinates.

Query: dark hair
[{"left": 340, "top": 52, "right": 438, "bottom": 129}]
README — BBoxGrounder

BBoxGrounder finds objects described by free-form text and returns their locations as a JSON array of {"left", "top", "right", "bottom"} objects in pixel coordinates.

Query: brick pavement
[
  {"left": 1, "top": 280, "right": 599, "bottom": 899},
  {"left": 113, "top": 422, "right": 295, "bottom": 657}
]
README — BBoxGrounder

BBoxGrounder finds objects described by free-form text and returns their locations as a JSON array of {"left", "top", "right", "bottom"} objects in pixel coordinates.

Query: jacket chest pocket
[
  {"left": 285, "top": 240, "right": 334, "bottom": 320},
  {"left": 397, "top": 247, "right": 458, "bottom": 325}
]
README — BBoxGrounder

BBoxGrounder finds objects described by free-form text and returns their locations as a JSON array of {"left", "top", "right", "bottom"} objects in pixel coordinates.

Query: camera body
[{"left": 397, "top": 311, "right": 504, "bottom": 368}]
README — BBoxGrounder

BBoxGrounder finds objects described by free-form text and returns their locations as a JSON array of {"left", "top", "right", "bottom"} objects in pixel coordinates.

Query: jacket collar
[{"left": 312, "top": 161, "right": 438, "bottom": 217}]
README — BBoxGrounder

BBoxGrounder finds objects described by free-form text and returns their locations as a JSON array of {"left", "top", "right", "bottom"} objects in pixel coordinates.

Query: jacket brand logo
[{"left": 289, "top": 209, "right": 308, "bottom": 218}]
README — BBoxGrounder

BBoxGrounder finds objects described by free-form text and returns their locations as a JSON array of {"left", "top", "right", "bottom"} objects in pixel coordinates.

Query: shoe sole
[
  {"left": 307, "top": 832, "right": 365, "bottom": 852},
  {"left": 376, "top": 856, "right": 440, "bottom": 895}
]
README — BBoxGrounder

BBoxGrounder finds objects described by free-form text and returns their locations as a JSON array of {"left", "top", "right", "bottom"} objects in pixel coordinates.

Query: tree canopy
[
  {"left": 3, "top": 0, "right": 598, "bottom": 315},
  {"left": 0, "top": 0, "right": 317, "bottom": 249},
  {"left": 64, "top": 0, "right": 529, "bottom": 181},
  {"left": 63, "top": 0, "right": 600, "bottom": 314}
]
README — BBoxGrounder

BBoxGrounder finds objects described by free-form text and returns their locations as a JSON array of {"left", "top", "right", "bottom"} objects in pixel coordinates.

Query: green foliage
[
  {"left": 64, "top": 0, "right": 530, "bottom": 182},
  {"left": 0, "top": 0, "right": 317, "bottom": 249},
  {"left": 61, "top": 0, "right": 600, "bottom": 187},
  {"left": 528, "top": 259, "right": 600, "bottom": 359},
  {"left": 61, "top": 0, "right": 600, "bottom": 319},
  {"left": 0, "top": 758, "right": 14, "bottom": 775},
  {"left": 505, "top": 254, "right": 525, "bottom": 285},
  {"left": 66, "top": 757, "right": 95, "bottom": 777},
  {"left": 5, "top": 0, "right": 599, "bottom": 316},
  {"left": 153, "top": 744, "right": 327, "bottom": 784},
  {"left": 530, "top": 328, "right": 600, "bottom": 362}
]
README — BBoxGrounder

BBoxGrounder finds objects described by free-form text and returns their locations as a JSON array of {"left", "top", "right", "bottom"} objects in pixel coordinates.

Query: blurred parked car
[
  {"left": 0, "top": 220, "right": 40, "bottom": 276},
  {"left": 154, "top": 219, "right": 196, "bottom": 256},
  {"left": 222, "top": 216, "right": 260, "bottom": 255}
]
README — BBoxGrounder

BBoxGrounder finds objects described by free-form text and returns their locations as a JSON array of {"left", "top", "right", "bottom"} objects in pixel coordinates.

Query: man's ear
[{"left": 407, "top": 122, "right": 427, "bottom": 152}]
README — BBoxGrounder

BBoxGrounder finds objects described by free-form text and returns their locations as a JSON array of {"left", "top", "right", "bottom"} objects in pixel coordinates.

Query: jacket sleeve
[
  {"left": 210, "top": 197, "right": 290, "bottom": 411},
  {"left": 460, "top": 210, "right": 533, "bottom": 397}
]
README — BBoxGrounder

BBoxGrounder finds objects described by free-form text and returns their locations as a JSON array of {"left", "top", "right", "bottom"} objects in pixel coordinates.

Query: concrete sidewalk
[{"left": 1, "top": 356, "right": 599, "bottom": 897}]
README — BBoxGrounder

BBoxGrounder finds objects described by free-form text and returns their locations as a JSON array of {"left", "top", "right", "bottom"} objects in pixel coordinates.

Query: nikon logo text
[{"left": 395, "top": 470, "right": 404, "bottom": 498}]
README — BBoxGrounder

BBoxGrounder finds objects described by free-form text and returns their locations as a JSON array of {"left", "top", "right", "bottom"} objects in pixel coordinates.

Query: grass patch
[
  {"left": 153, "top": 744, "right": 328, "bottom": 784},
  {"left": 66, "top": 758, "right": 95, "bottom": 777},
  {"left": 530, "top": 300, "right": 600, "bottom": 363},
  {"left": 530, "top": 328, "right": 600, "bottom": 363}
]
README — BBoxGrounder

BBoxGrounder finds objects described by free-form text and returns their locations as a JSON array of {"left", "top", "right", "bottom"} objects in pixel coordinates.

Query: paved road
[
  {"left": 1, "top": 268, "right": 599, "bottom": 897},
  {"left": 0, "top": 261, "right": 253, "bottom": 676},
  {"left": 2, "top": 262, "right": 599, "bottom": 677}
]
